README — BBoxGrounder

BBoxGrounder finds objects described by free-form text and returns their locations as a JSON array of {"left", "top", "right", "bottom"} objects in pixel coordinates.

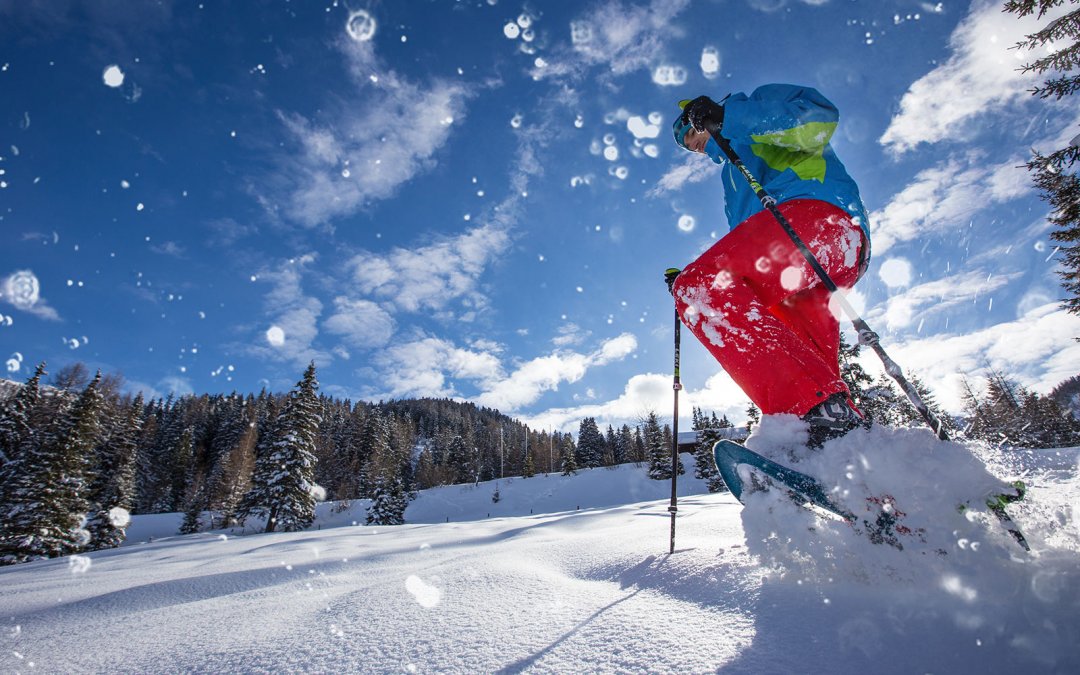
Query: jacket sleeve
[{"left": 719, "top": 84, "right": 839, "bottom": 153}]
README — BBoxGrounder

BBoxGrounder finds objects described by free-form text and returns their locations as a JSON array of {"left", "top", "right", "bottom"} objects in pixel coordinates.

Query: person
[{"left": 668, "top": 84, "right": 871, "bottom": 448}]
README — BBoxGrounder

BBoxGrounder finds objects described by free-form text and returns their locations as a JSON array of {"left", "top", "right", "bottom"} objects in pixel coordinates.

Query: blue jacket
[{"left": 702, "top": 84, "right": 871, "bottom": 257}]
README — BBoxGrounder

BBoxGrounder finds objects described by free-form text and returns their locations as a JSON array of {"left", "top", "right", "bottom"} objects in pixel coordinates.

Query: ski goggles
[{"left": 672, "top": 111, "right": 694, "bottom": 151}]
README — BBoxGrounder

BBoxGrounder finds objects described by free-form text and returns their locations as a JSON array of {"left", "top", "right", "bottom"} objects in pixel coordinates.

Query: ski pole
[
  {"left": 701, "top": 121, "right": 949, "bottom": 441},
  {"left": 667, "top": 269, "right": 683, "bottom": 555}
]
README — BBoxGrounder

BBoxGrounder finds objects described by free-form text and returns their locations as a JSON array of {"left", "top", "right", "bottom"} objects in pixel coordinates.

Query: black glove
[
  {"left": 664, "top": 268, "right": 682, "bottom": 296},
  {"left": 682, "top": 95, "right": 724, "bottom": 133}
]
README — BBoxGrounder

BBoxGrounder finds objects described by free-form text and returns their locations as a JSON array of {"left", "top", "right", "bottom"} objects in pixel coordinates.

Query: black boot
[{"left": 802, "top": 393, "right": 862, "bottom": 448}]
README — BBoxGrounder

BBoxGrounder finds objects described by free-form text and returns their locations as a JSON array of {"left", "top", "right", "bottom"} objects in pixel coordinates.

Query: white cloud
[
  {"left": 268, "top": 39, "right": 474, "bottom": 227},
  {"left": 523, "top": 368, "right": 747, "bottom": 434},
  {"left": 149, "top": 241, "right": 186, "bottom": 257},
  {"left": 648, "top": 153, "right": 722, "bottom": 198},
  {"left": 249, "top": 258, "right": 329, "bottom": 368},
  {"left": 857, "top": 303, "right": 1080, "bottom": 413},
  {"left": 347, "top": 223, "right": 510, "bottom": 317},
  {"left": 323, "top": 297, "right": 395, "bottom": 350},
  {"left": 866, "top": 270, "right": 1019, "bottom": 331},
  {"left": 373, "top": 336, "right": 505, "bottom": 400},
  {"left": 879, "top": 0, "right": 1065, "bottom": 153},
  {"left": 475, "top": 333, "right": 638, "bottom": 412},
  {"left": 869, "top": 152, "right": 1031, "bottom": 254},
  {"left": 157, "top": 375, "right": 194, "bottom": 397},
  {"left": 531, "top": 0, "right": 691, "bottom": 82}
]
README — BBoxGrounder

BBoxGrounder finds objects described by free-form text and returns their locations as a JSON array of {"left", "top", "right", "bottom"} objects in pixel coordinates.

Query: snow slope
[{"left": 2, "top": 430, "right": 1079, "bottom": 674}]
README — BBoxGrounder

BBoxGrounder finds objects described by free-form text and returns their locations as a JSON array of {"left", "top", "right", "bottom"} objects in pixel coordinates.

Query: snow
[{"left": 2, "top": 429, "right": 1079, "bottom": 673}]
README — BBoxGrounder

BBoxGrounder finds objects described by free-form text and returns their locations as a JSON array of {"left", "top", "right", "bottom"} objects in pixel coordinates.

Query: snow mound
[
  {"left": 735, "top": 417, "right": 1080, "bottom": 667},
  {"left": 741, "top": 417, "right": 1020, "bottom": 581}
]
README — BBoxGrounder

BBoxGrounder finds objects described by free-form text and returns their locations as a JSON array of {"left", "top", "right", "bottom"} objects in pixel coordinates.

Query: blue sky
[{"left": 1, "top": 0, "right": 1078, "bottom": 432}]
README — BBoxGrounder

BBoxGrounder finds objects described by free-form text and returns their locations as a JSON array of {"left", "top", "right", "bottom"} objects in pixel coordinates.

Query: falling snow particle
[
  {"left": 626, "top": 116, "right": 660, "bottom": 139},
  {"left": 69, "top": 555, "right": 92, "bottom": 574},
  {"left": 504, "top": 22, "right": 521, "bottom": 39},
  {"left": 652, "top": 65, "right": 688, "bottom": 86},
  {"left": 346, "top": 9, "right": 377, "bottom": 42},
  {"left": 102, "top": 65, "right": 125, "bottom": 88},
  {"left": 108, "top": 507, "right": 131, "bottom": 527},
  {"left": 3, "top": 270, "right": 41, "bottom": 309},
  {"left": 677, "top": 215, "right": 695, "bottom": 232},
  {"left": 266, "top": 325, "right": 286, "bottom": 346},
  {"left": 700, "top": 46, "right": 721, "bottom": 78}
]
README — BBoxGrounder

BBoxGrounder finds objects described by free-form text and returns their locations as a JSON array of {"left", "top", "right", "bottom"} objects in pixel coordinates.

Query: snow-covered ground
[{"left": 3, "top": 426, "right": 1079, "bottom": 674}]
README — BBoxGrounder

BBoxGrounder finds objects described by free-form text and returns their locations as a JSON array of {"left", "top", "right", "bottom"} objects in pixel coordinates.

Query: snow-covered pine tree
[
  {"left": 0, "top": 361, "right": 46, "bottom": 471},
  {"left": 366, "top": 469, "right": 409, "bottom": 525},
  {"left": 691, "top": 407, "right": 727, "bottom": 492},
  {"left": 522, "top": 450, "right": 535, "bottom": 478},
  {"left": 1006, "top": 0, "right": 1080, "bottom": 316},
  {"left": 364, "top": 407, "right": 410, "bottom": 525},
  {"left": 644, "top": 412, "right": 671, "bottom": 480},
  {"left": 602, "top": 425, "right": 617, "bottom": 468},
  {"left": 1051, "top": 374, "right": 1080, "bottom": 419},
  {"left": 136, "top": 395, "right": 184, "bottom": 513},
  {"left": 0, "top": 372, "right": 104, "bottom": 565},
  {"left": 745, "top": 403, "right": 760, "bottom": 434},
  {"left": 168, "top": 427, "right": 195, "bottom": 512},
  {"left": 179, "top": 477, "right": 206, "bottom": 535},
  {"left": 206, "top": 397, "right": 257, "bottom": 527},
  {"left": 237, "top": 363, "right": 321, "bottom": 533},
  {"left": 615, "top": 424, "right": 633, "bottom": 465},
  {"left": 559, "top": 435, "right": 577, "bottom": 476},
  {"left": 576, "top": 417, "right": 604, "bottom": 468},
  {"left": 446, "top": 433, "right": 473, "bottom": 485},
  {"left": 632, "top": 426, "right": 646, "bottom": 464},
  {"left": 235, "top": 399, "right": 280, "bottom": 529},
  {"left": 85, "top": 393, "right": 144, "bottom": 550},
  {"left": 838, "top": 333, "right": 873, "bottom": 412}
]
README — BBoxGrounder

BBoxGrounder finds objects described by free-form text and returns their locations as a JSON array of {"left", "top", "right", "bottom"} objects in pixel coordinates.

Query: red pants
[{"left": 672, "top": 199, "right": 865, "bottom": 417}]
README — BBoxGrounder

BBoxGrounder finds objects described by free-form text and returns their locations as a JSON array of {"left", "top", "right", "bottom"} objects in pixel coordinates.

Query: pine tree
[
  {"left": 179, "top": 475, "right": 207, "bottom": 535},
  {"left": 691, "top": 407, "right": 727, "bottom": 492},
  {"left": 1051, "top": 374, "right": 1080, "bottom": 418},
  {"left": 745, "top": 403, "right": 761, "bottom": 434},
  {"left": 838, "top": 334, "right": 874, "bottom": 412},
  {"left": 522, "top": 450, "right": 536, "bottom": 478},
  {"left": 85, "top": 394, "right": 144, "bottom": 550},
  {"left": 168, "top": 427, "right": 195, "bottom": 512},
  {"left": 559, "top": 436, "right": 577, "bottom": 476},
  {"left": 616, "top": 424, "right": 634, "bottom": 466},
  {"left": 206, "top": 398, "right": 257, "bottom": 527},
  {"left": 644, "top": 412, "right": 671, "bottom": 480},
  {"left": 632, "top": 426, "right": 646, "bottom": 464},
  {"left": 0, "top": 372, "right": 104, "bottom": 564},
  {"left": 0, "top": 361, "right": 46, "bottom": 470},
  {"left": 238, "top": 363, "right": 321, "bottom": 533},
  {"left": 364, "top": 410, "right": 411, "bottom": 526},
  {"left": 446, "top": 434, "right": 473, "bottom": 485},
  {"left": 1006, "top": 0, "right": 1080, "bottom": 316},
  {"left": 601, "top": 426, "right": 616, "bottom": 468},
  {"left": 576, "top": 417, "right": 605, "bottom": 469}
]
